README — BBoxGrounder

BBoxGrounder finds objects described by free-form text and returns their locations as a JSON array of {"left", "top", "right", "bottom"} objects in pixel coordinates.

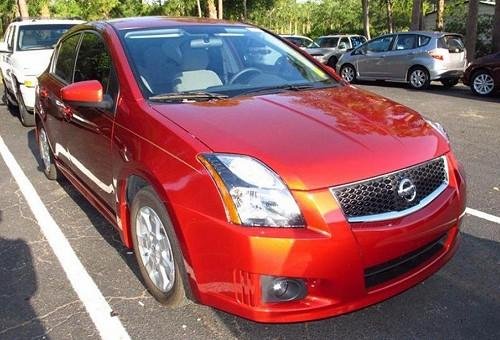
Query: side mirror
[
  {"left": 0, "top": 42, "right": 10, "bottom": 53},
  {"left": 60, "top": 80, "right": 113, "bottom": 110},
  {"left": 325, "top": 65, "right": 336, "bottom": 74}
]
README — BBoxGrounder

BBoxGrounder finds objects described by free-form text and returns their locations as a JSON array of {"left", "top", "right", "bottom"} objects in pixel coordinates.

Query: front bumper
[{"left": 176, "top": 153, "right": 466, "bottom": 323}]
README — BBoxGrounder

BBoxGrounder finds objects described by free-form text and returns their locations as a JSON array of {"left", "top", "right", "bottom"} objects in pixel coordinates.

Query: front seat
[
  {"left": 138, "top": 45, "right": 181, "bottom": 94},
  {"left": 174, "top": 46, "right": 222, "bottom": 92}
]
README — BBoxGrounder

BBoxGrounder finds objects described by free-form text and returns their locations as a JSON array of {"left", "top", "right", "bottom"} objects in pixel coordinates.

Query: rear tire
[
  {"left": 16, "top": 84, "right": 35, "bottom": 127},
  {"left": 408, "top": 67, "right": 430, "bottom": 90},
  {"left": 441, "top": 78, "right": 459, "bottom": 88},
  {"left": 37, "top": 126, "right": 59, "bottom": 180},
  {"left": 470, "top": 70, "right": 495, "bottom": 96},
  {"left": 131, "top": 186, "right": 189, "bottom": 307},
  {"left": 340, "top": 64, "right": 356, "bottom": 83}
]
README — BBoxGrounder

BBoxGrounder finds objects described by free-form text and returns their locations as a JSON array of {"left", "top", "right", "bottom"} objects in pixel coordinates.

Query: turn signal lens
[{"left": 428, "top": 50, "right": 444, "bottom": 61}]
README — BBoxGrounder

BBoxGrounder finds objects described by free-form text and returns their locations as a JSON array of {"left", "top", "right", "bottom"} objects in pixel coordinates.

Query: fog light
[{"left": 261, "top": 276, "right": 307, "bottom": 302}]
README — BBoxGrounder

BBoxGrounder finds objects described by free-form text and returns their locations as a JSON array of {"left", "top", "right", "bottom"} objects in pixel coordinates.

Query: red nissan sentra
[{"left": 34, "top": 17, "right": 466, "bottom": 323}]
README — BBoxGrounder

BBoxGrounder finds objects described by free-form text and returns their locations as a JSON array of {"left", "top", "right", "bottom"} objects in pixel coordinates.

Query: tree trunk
[
  {"left": 17, "top": 0, "right": 29, "bottom": 18},
  {"left": 206, "top": 0, "right": 217, "bottom": 19},
  {"left": 410, "top": 0, "right": 422, "bottom": 31},
  {"left": 493, "top": 1, "right": 500, "bottom": 52},
  {"left": 465, "top": 0, "right": 479, "bottom": 61},
  {"left": 436, "top": 0, "right": 445, "bottom": 31},
  {"left": 243, "top": 0, "right": 247, "bottom": 20},
  {"left": 217, "top": 0, "right": 223, "bottom": 19},
  {"left": 362, "top": 0, "right": 370, "bottom": 40},
  {"left": 196, "top": 0, "right": 202, "bottom": 18},
  {"left": 386, "top": 0, "right": 394, "bottom": 33}
]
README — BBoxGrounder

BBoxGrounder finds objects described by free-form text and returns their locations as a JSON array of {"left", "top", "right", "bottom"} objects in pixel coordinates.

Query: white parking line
[
  {"left": 0, "top": 136, "right": 130, "bottom": 340},
  {"left": 466, "top": 207, "right": 500, "bottom": 225}
]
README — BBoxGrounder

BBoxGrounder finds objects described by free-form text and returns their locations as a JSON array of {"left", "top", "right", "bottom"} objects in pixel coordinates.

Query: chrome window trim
[{"left": 330, "top": 155, "right": 449, "bottom": 223}]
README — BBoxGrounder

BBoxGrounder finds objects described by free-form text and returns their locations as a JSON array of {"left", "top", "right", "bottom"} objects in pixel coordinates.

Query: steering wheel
[{"left": 229, "top": 67, "right": 263, "bottom": 85}]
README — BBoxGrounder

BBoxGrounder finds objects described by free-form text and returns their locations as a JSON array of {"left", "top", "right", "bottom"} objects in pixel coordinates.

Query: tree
[
  {"left": 361, "top": 0, "right": 370, "bottom": 39},
  {"left": 243, "top": 0, "right": 247, "bottom": 20},
  {"left": 206, "top": 0, "right": 217, "bottom": 18},
  {"left": 410, "top": 0, "right": 421, "bottom": 30},
  {"left": 465, "top": 0, "right": 479, "bottom": 61},
  {"left": 385, "top": 0, "right": 394, "bottom": 33},
  {"left": 436, "top": 0, "right": 444, "bottom": 31},
  {"left": 494, "top": 0, "right": 500, "bottom": 52},
  {"left": 196, "top": 0, "right": 202, "bottom": 17},
  {"left": 217, "top": 0, "right": 223, "bottom": 19},
  {"left": 17, "top": 0, "right": 28, "bottom": 17}
]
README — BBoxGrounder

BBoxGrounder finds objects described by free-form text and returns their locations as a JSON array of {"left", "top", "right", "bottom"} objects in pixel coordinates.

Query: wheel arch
[{"left": 406, "top": 64, "right": 429, "bottom": 81}]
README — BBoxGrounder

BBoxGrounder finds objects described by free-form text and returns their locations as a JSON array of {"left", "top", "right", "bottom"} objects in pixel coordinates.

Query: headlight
[
  {"left": 23, "top": 77, "right": 38, "bottom": 88},
  {"left": 199, "top": 153, "right": 305, "bottom": 227},
  {"left": 425, "top": 119, "right": 449, "bottom": 141}
]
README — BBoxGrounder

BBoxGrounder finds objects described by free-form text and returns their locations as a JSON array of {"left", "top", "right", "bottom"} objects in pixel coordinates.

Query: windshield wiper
[
  {"left": 237, "top": 83, "right": 315, "bottom": 97},
  {"left": 149, "top": 91, "right": 228, "bottom": 102}
]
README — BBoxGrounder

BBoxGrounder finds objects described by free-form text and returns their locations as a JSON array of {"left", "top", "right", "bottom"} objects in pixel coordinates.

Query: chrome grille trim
[{"left": 330, "top": 156, "right": 449, "bottom": 223}]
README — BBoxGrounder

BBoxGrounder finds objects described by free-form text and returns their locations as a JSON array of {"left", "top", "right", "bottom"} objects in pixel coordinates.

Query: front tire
[
  {"left": 16, "top": 85, "right": 35, "bottom": 127},
  {"left": 38, "top": 126, "right": 59, "bottom": 180},
  {"left": 408, "top": 67, "right": 430, "bottom": 90},
  {"left": 340, "top": 64, "right": 356, "bottom": 83},
  {"left": 471, "top": 70, "right": 495, "bottom": 96},
  {"left": 131, "top": 187, "right": 189, "bottom": 306}
]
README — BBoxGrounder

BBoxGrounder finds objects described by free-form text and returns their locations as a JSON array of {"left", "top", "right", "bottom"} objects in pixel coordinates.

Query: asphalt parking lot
[{"left": 0, "top": 82, "right": 499, "bottom": 340}]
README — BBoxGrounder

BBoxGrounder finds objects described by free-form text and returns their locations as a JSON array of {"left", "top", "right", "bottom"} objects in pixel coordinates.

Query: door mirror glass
[{"left": 60, "top": 80, "right": 113, "bottom": 110}]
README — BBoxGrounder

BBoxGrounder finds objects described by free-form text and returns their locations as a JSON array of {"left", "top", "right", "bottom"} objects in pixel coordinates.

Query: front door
[{"left": 356, "top": 35, "right": 394, "bottom": 79}]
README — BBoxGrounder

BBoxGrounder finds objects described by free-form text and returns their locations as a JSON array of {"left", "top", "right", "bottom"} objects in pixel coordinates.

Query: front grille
[
  {"left": 364, "top": 233, "right": 447, "bottom": 288},
  {"left": 331, "top": 157, "right": 448, "bottom": 222}
]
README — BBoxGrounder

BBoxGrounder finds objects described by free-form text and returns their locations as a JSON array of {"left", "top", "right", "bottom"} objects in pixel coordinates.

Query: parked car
[
  {"left": 306, "top": 34, "right": 367, "bottom": 67},
  {"left": 0, "top": 18, "right": 83, "bottom": 126},
  {"left": 337, "top": 31, "right": 467, "bottom": 90},
  {"left": 35, "top": 17, "right": 465, "bottom": 323},
  {"left": 280, "top": 34, "right": 316, "bottom": 49},
  {"left": 463, "top": 52, "right": 500, "bottom": 96}
]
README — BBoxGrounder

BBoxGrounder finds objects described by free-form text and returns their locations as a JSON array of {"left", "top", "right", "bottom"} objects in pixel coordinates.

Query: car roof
[
  {"left": 389, "top": 31, "right": 463, "bottom": 38},
  {"left": 317, "top": 35, "right": 364, "bottom": 38},
  {"left": 10, "top": 19, "right": 85, "bottom": 26},
  {"left": 105, "top": 16, "right": 251, "bottom": 31},
  {"left": 281, "top": 35, "right": 311, "bottom": 40}
]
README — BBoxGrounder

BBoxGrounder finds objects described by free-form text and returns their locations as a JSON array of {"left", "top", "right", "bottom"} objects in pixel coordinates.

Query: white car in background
[{"left": 0, "top": 18, "right": 83, "bottom": 126}]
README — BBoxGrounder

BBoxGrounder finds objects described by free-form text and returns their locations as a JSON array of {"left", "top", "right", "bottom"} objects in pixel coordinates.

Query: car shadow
[
  {"left": 354, "top": 80, "right": 500, "bottom": 104},
  {"left": 0, "top": 233, "right": 48, "bottom": 339},
  {"left": 25, "top": 129, "right": 144, "bottom": 286},
  {"left": 213, "top": 232, "right": 500, "bottom": 339}
]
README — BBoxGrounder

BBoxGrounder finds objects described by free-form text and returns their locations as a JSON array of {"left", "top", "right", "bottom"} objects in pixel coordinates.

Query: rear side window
[
  {"left": 438, "top": 35, "right": 465, "bottom": 53},
  {"left": 54, "top": 34, "right": 81, "bottom": 83},
  {"left": 418, "top": 35, "right": 431, "bottom": 47},
  {"left": 395, "top": 34, "right": 417, "bottom": 50}
]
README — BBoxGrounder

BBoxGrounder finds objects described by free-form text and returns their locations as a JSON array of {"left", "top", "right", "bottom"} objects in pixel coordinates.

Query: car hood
[
  {"left": 12, "top": 49, "right": 54, "bottom": 76},
  {"left": 151, "top": 86, "right": 449, "bottom": 190}
]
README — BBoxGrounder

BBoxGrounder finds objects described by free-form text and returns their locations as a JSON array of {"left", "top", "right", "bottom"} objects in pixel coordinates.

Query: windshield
[
  {"left": 120, "top": 25, "right": 337, "bottom": 100},
  {"left": 315, "top": 37, "right": 339, "bottom": 48},
  {"left": 17, "top": 24, "right": 74, "bottom": 51}
]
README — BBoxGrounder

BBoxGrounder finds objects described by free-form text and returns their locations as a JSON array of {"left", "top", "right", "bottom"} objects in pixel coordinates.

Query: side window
[
  {"left": 366, "top": 36, "right": 393, "bottom": 53},
  {"left": 418, "top": 35, "right": 431, "bottom": 47},
  {"left": 339, "top": 37, "right": 350, "bottom": 49},
  {"left": 7, "top": 26, "right": 15, "bottom": 50},
  {"left": 394, "top": 34, "right": 417, "bottom": 50},
  {"left": 74, "top": 32, "right": 117, "bottom": 100},
  {"left": 351, "top": 36, "right": 365, "bottom": 48},
  {"left": 54, "top": 34, "right": 81, "bottom": 83}
]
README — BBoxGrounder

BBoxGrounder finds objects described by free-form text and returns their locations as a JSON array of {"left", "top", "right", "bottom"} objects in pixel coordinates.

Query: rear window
[{"left": 438, "top": 35, "right": 465, "bottom": 53}]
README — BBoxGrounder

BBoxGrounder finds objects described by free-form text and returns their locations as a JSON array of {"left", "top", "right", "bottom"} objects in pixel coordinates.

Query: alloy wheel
[
  {"left": 38, "top": 128, "right": 52, "bottom": 173},
  {"left": 473, "top": 73, "right": 494, "bottom": 95},
  {"left": 136, "top": 206, "right": 176, "bottom": 293},
  {"left": 341, "top": 66, "right": 355, "bottom": 83},
  {"left": 410, "top": 69, "right": 427, "bottom": 88}
]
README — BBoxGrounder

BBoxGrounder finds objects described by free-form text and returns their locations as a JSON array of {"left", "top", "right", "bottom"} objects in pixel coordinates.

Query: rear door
[
  {"left": 383, "top": 33, "right": 420, "bottom": 80},
  {"left": 64, "top": 31, "right": 118, "bottom": 209},
  {"left": 40, "top": 32, "right": 82, "bottom": 168}
]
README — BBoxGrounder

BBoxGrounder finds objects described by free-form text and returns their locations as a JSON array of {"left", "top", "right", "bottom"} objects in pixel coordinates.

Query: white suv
[{"left": 0, "top": 19, "right": 83, "bottom": 126}]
